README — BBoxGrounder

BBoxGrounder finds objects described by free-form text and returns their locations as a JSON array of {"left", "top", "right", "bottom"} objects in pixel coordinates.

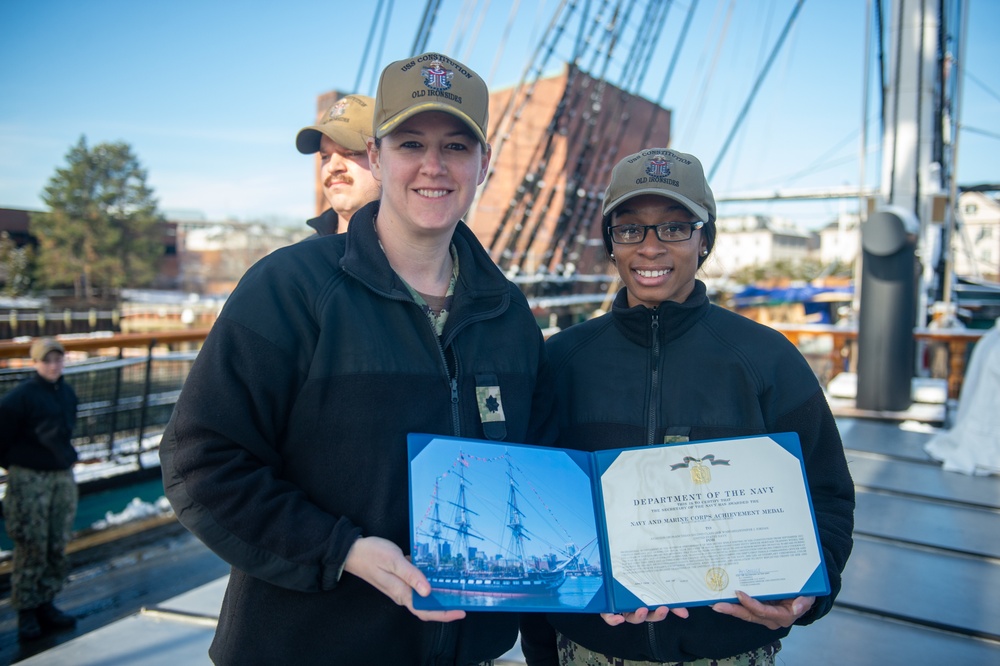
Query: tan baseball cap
[
  {"left": 30, "top": 337, "right": 65, "bottom": 362},
  {"left": 373, "top": 52, "right": 488, "bottom": 146},
  {"left": 602, "top": 148, "right": 716, "bottom": 223},
  {"left": 296, "top": 94, "right": 374, "bottom": 154}
]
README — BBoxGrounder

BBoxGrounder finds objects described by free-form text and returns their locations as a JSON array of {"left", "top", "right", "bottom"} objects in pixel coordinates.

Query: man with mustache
[{"left": 296, "top": 94, "right": 382, "bottom": 235}]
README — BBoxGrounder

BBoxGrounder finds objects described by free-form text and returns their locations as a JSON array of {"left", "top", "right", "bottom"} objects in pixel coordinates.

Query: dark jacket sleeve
[
  {"left": 0, "top": 387, "right": 23, "bottom": 468},
  {"left": 773, "top": 388, "right": 855, "bottom": 623},
  {"left": 160, "top": 258, "right": 362, "bottom": 594}
]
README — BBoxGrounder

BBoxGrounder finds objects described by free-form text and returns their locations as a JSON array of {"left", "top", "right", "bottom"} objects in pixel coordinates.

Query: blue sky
[
  {"left": 1, "top": 0, "right": 997, "bottom": 229},
  {"left": 409, "top": 435, "right": 601, "bottom": 563}
]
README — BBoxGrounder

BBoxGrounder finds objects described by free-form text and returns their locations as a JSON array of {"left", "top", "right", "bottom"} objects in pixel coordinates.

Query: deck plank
[
  {"left": 838, "top": 417, "right": 940, "bottom": 462},
  {"left": 845, "top": 450, "right": 1000, "bottom": 508},
  {"left": 854, "top": 490, "right": 1000, "bottom": 558},
  {"left": 780, "top": 606, "right": 1000, "bottom": 664},
  {"left": 837, "top": 536, "right": 1000, "bottom": 639}
]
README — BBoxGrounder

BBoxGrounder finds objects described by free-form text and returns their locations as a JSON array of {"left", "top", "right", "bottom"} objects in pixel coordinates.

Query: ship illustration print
[{"left": 410, "top": 439, "right": 601, "bottom": 604}]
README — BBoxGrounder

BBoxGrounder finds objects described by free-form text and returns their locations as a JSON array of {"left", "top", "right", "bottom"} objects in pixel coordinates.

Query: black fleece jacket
[
  {"left": 161, "top": 201, "right": 555, "bottom": 666},
  {"left": 305, "top": 207, "right": 338, "bottom": 236},
  {"left": 520, "top": 281, "right": 855, "bottom": 664},
  {"left": 0, "top": 373, "right": 78, "bottom": 471}
]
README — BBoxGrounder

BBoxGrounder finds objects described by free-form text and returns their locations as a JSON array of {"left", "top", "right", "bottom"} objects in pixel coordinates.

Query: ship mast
[
  {"left": 430, "top": 479, "right": 443, "bottom": 569},
  {"left": 503, "top": 454, "right": 530, "bottom": 570},
  {"left": 449, "top": 452, "right": 478, "bottom": 570}
]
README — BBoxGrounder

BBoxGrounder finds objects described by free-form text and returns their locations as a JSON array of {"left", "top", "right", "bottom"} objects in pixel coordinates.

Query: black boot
[
  {"left": 18, "top": 609, "right": 42, "bottom": 641},
  {"left": 36, "top": 602, "right": 76, "bottom": 631}
]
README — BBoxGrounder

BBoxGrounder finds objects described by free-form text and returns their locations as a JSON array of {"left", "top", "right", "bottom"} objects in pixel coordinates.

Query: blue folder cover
[{"left": 407, "top": 432, "right": 829, "bottom": 613}]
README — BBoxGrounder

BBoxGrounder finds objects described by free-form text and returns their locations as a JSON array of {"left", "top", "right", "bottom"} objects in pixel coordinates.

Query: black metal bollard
[{"left": 856, "top": 207, "right": 920, "bottom": 411}]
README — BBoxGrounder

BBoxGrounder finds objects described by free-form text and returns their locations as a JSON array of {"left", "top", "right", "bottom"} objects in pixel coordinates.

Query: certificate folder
[{"left": 408, "top": 432, "right": 829, "bottom": 613}]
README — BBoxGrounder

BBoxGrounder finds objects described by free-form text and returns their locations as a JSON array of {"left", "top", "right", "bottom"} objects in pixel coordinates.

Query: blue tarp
[
  {"left": 732, "top": 284, "right": 854, "bottom": 323},
  {"left": 732, "top": 284, "right": 853, "bottom": 307}
]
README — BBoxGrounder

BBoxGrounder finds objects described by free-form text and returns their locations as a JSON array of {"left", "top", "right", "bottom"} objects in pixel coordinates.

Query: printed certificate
[
  {"left": 408, "top": 432, "right": 828, "bottom": 613},
  {"left": 598, "top": 435, "right": 826, "bottom": 608}
]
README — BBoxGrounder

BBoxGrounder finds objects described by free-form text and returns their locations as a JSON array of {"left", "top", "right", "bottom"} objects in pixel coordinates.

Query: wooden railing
[
  {"left": 1, "top": 324, "right": 985, "bottom": 399},
  {"left": 769, "top": 323, "right": 985, "bottom": 399},
  {"left": 0, "top": 328, "right": 214, "bottom": 363}
]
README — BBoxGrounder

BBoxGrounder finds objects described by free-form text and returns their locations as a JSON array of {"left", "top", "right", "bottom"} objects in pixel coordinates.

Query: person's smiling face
[
  {"left": 367, "top": 111, "right": 490, "bottom": 239},
  {"left": 609, "top": 194, "right": 707, "bottom": 309}
]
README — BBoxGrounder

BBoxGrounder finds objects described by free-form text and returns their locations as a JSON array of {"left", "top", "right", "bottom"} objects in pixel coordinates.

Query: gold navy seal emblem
[{"left": 705, "top": 567, "right": 729, "bottom": 592}]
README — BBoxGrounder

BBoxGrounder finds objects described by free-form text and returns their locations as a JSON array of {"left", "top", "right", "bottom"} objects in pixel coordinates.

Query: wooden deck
[
  {"left": 777, "top": 418, "right": 1000, "bottom": 664},
  {"left": 12, "top": 417, "right": 1000, "bottom": 665}
]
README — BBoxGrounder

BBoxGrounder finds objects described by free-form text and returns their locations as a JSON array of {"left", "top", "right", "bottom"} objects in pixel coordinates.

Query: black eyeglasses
[{"left": 608, "top": 220, "right": 704, "bottom": 244}]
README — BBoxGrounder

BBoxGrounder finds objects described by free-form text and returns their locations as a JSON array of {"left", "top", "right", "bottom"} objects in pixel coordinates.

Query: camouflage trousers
[
  {"left": 4, "top": 466, "right": 77, "bottom": 610},
  {"left": 556, "top": 633, "right": 780, "bottom": 666}
]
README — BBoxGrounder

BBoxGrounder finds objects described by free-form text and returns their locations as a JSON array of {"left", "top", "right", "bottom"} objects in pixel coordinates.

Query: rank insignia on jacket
[
  {"left": 474, "top": 375, "right": 508, "bottom": 441},
  {"left": 476, "top": 386, "right": 505, "bottom": 423}
]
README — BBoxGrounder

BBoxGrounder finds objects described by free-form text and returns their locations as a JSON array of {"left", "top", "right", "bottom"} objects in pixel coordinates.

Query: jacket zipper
[
  {"left": 646, "top": 310, "right": 660, "bottom": 655},
  {"left": 646, "top": 311, "right": 660, "bottom": 446},
  {"left": 647, "top": 312, "right": 662, "bottom": 656},
  {"left": 436, "top": 341, "right": 462, "bottom": 437}
]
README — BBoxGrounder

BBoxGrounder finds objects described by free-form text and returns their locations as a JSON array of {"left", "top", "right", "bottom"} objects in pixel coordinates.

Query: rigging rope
[
  {"left": 494, "top": 1, "right": 621, "bottom": 270},
  {"left": 486, "top": 0, "right": 526, "bottom": 86},
  {"left": 642, "top": 0, "right": 698, "bottom": 145},
  {"left": 680, "top": 0, "right": 736, "bottom": 148},
  {"left": 354, "top": 0, "right": 387, "bottom": 93},
  {"left": 463, "top": 0, "right": 495, "bottom": 63},
  {"left": 370, "top": 0, "right": 396, "bottom": 96},
  {"left": 708, "top": 0, "right": 806, "bottom": 180},
  {"left": 484, "top": 0, "right": 576, "bottom": 173},
  {"left": 411, "top": 0, "right": 443, "bottom": 55}
]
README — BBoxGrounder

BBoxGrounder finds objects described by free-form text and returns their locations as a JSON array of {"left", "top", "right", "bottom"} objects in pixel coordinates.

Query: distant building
[
  {"left": 707, "top": 215, "right": 815, "bottom": 278},
  {"left": 172, "top": 218, "right": 311, "bottom": 295},
  {"left": 0, "top": 207, "right": 34, "bottom": 247},
  {"left": 953, "top": 192, "right": 1000, "bottom": 281},
  {"left": 813, "top": 193, "right": 1000, "bottom": 282},
  {"left": 817, "top": 213, "right": 861, "bottom": 267}
]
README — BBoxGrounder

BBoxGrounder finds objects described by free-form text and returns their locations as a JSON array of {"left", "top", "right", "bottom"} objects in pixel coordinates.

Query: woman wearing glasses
[{"left": 520, "top": 149, "right": 855, "bottom": 666}]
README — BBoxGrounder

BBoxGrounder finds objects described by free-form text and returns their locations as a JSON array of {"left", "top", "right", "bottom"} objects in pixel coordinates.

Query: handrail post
[
  {"left": 136, "top": 338, "right": 156, "bottom": 470},
  {"left": 947, "top": 339, "right": 968, "bottom": 400},
  {"left": 108, "top": 348, "right": 124, "bottom": 458}
]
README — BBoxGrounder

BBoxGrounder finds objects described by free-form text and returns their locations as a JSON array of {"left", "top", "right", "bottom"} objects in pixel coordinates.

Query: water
[
  {"left": 0, "top": 476, "right": 167, "bottom": 552},
  {"left": 425, "top": 574, "right": 605, "bottom": 612}
]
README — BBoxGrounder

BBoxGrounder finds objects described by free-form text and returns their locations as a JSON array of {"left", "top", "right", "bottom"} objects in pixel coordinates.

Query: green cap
[
  {"left": 602, "top": 148, "right": 716, "bottom": 223},
  {"left": 296, "top": 94, "right": 375, "bottom": 154},
  {"left": 374, "top": 52, "right": 489, "bottom": 146}
]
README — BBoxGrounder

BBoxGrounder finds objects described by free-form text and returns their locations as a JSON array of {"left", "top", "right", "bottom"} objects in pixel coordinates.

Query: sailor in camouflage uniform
[{"left": 0, "top": 338, "right": 79, "bottom": 641}]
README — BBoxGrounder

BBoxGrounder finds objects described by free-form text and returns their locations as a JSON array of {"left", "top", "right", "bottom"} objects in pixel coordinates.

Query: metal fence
[{"left": 0, "top": 349, "right": 196, "bottom": 484}]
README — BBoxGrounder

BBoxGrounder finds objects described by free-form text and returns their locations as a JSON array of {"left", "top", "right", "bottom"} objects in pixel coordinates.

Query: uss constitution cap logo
[
  {"left": 374, "top": 52, "right": 489, "bottom": 147},
  {"left": 295, "top": 94, "right": 374, "bottom": 154},
  {"left": 601, "top": 148, "right": 716, "bottom": 224}
]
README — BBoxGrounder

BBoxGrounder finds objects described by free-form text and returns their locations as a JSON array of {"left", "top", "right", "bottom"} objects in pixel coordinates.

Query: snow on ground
[{"left": 90, "top": 496, "right": 174, "bottom": 530}]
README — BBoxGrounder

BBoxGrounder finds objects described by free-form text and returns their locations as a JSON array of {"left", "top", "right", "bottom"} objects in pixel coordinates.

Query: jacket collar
[
  {"left": 340, "top": 201, "right": 511, "bottom": 330},
  {"left": 610, "top": 280, "right": 711, "bottom": 347},
  {"left": 306, "top": 208, "right": 339, "bottom": 236},
  {"left": 32, "top": 372, "right": 63, "bottom": 389}
]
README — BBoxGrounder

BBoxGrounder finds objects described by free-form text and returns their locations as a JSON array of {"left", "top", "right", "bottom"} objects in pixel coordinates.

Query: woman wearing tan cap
[
  {"left": 519, "top": 149, "right": 855, "bottom": 666},
  {"left": 161, "top": 53, "right": 554, "bottom": 665}
]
